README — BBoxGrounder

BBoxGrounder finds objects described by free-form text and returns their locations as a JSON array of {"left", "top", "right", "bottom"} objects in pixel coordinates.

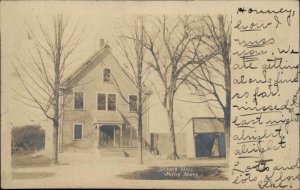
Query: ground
[{"left": 7, "top": 149, "right": 228, "bottom": 188}]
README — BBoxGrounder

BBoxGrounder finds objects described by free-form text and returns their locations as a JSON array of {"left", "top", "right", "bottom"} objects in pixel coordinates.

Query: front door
[
  {"left": 99, "top": 125, "right": 115, "bottom": 147},
  {"left": 99, "top": 125, "right": 121, "bottom": 147}
]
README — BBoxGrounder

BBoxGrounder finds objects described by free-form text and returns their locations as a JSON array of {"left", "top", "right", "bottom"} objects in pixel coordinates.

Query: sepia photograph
[{"left": 1, "top": 1, "right": 299, "bottom": 189}]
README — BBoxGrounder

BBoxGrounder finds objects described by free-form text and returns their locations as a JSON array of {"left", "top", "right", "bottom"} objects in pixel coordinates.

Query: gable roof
[
  {"left": 193, "top": 117, "right": 224, "bottom": 133},
  {"left": 178, "top": 117, "right": 224, "bottom": 134},
  {"left": 61, "top": 44, "right": 111, "bottom": 88}
]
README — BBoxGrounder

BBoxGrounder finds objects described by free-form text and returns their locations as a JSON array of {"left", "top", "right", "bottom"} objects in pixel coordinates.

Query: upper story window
[
  {"left": 74, "top": 124, "right": 83, "bottom": 140},
  {"left": 97, "top": 93, "right": 116, "bottom": 111},
  {"left": 74, "top": 92, "right": 84, "bottom": 110},
  {"left": 129, "top": 95, "right": 137, "bottom": 112},
  {"left": 108, "top": 94, "right": 116, "bottom": 111},
  {"left": 97, "top": 93, "right": 106, "bottom": 110},
  {"left": 103, "top": 68, "right": 111, "bottom": 83}
]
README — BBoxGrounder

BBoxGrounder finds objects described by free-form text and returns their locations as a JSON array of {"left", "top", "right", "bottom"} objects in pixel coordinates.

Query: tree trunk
[
  {"left": 137, "top": 125, "right": 143, "bottom": 164},
  {"left": 53, "top": 87, "right": 60, "bottom": 165},
  {"left": 137, "top": 93, "right": 143, "bottom": 165},
  {"left": 53, "top": 119, "right": 59, "bottom": 165},
  {"left": 53, "top": 17, "right": 62, "bottom": 165},
  {"left": 224, "top": 70, "right": 231, "bottom": 158},
  {"left": 167, "top": 95, "right": 179, "bottom": 160},
  {"left": 218, "top": 14, "right": 231, "bottom": 160},
  {"left": 137, "top": 52, "right": 144, "bottom": 164},
  {"left": 224, "top": 65, "right": 231, "bottom": 130},
  {"left": 224, "top": 126, "right": 230, "bottom": 160},
  {"left": 223, "top": 58, "right": 231, "bottom": 160}
]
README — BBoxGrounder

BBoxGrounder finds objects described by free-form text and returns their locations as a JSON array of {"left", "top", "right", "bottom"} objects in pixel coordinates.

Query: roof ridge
[{"left": 61, "top": 45, "right": 111, "bottom": 87}]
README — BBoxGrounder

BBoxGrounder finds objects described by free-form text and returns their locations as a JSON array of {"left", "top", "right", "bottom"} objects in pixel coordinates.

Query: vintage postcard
[{"left": 1, "top": 0, "right": 299, "bottom": 189}]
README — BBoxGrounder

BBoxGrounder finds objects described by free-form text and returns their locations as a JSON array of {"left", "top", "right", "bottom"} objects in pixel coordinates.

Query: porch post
[
  {"left": 113, "top": 126, "right": 116, "bottom": 147},
  {"left": 130, "top": 125, "right": 132, "bottom": 147},
  {"left": 120, "top": 124, "right": 123, "bottom": 148},
  {"left": 96, "top": 125, "right": 99, "bottom": 148}
]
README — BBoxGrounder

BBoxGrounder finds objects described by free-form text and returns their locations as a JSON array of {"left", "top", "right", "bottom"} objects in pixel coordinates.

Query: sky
[
  {"left": 1, "top": 2, "right": 120, "bottom": 126},
  {"left": 1, "top": 1, "right": 234, "bottom": 126}
]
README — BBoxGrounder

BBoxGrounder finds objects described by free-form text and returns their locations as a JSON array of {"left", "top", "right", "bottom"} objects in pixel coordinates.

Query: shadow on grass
[
  {"left": 12, "top": 154, "right": 52, "bottom": 168},
  {"left": 119, "top": 166, "right": 227, "bottom": 180},
  {"left": 12, "top": 172, "right": 55, "bottom": 180}
]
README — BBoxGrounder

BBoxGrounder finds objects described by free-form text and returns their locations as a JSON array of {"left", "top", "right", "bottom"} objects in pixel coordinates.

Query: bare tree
[
  {"left": 112, "top": 16, "right": 151, "bottom": 164},
  {"left": 184, "top": 15, "right": 231, "bottom": 156},
  {"left": 189, "top": 15, "right": 231, "bottom": 130},
  {"left": 13, "top": 14, "right": 84, "bottom": 164},
  {"left": 142, "top": 15, "right": 213, "bottom": 160}
]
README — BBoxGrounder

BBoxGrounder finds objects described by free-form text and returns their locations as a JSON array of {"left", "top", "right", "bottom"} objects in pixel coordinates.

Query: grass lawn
[
  {"left": 12, "top": 172, "right": 55, "bottom": 180},
  {"left": 10, "top": 151, "right": 228, "bottom": 181},
  {"left": 12, "top": 154, "right": 52, "bottom": 168},
  {"left": 11, "top": 154, "right": 54, "bottom": 180}
]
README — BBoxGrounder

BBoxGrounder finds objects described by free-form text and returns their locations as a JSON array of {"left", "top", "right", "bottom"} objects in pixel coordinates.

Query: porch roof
[{"left": 93, "top": 121, "right": 124, "bottom": 125}]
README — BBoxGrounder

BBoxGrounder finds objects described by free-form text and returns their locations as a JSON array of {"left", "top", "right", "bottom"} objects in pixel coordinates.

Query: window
[
  {"left": 74, "top": 124, "right": 83, "bottom": 140},
  {"left": 74, "top": 92, "right": 84, "bottom": 110},
  {"left": 129, "top": 95, "right": 137, "bottom": 112},
  {"left": 97, "top": 94, "right": 106, "bottom": 110},
  {"left": 108, "top": 94, "right": 116, "bottom": 111},
  {"left": 97, "top": 93, "right": 116, "bottom": 111},
  {"left": 103, "top": 68, "right": 111, "bottom": 82}
]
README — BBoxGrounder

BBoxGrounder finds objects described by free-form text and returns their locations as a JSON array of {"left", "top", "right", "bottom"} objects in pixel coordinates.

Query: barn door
[{"left": 195, "top": 133, "right": 215, "bottom": 157}]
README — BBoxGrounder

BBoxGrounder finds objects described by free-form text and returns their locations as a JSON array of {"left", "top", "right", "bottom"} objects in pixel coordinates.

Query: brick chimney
[{"left": 99, "top": 39, "right": 105, "bottom": 48}]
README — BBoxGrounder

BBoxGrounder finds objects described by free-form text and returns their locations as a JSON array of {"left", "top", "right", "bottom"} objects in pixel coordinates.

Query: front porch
[{"left": 94, "top": 122, "right": 139, "bottom": 148}]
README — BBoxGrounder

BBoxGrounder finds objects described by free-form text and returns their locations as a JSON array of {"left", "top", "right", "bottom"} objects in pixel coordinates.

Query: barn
[{"left": 150, "top": 117, "right": 226, "bottom": 158}]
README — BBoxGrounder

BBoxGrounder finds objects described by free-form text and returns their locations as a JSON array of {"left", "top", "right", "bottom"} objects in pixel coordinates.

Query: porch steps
[{"left": 99, "top": 148, "right": 125, "bottom": 157}]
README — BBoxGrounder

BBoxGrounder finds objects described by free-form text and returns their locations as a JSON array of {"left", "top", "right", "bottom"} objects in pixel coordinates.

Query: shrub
[{"left": 11, "top": 125, "right": 45, "bottom": 155}]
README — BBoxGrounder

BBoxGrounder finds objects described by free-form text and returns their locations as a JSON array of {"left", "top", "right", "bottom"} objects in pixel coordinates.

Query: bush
[{"left": 11, "top": 125, "right": 45, "bottom": 155}]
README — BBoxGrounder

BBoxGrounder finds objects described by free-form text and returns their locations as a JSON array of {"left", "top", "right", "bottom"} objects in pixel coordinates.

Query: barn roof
[{"left": 193, "top": 117, "right": 225, "bottom": 133}]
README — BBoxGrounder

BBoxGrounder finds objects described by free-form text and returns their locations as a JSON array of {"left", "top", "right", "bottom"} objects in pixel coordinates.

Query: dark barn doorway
[{"left": 195, "top": 133, "right": 226, "bottom": 158}]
